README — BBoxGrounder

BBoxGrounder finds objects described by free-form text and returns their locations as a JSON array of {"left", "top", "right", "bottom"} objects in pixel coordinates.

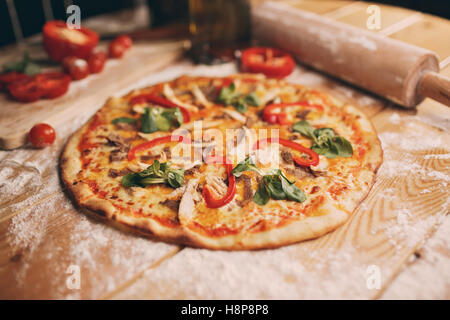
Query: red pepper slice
[
  {"left": 0, "top": 72, "right": 29, "bottom": 91},
  {"left": 202, "top": 155, "right": 236, "bottom": 209},
  {"left": 130, "top": 94, "right": 191, "bottom": 123},
  {"left": 254, "top": 137, "right": 319, "bottom": 167},
  {"left": 7, "top": 76, "right": 43, "bottom": 102},
  {"left": 43, "top": 20, "right": 99, "bottom": 62},
  {"left": 262, "top": 102, "right": 324, "bottom": 125},
  {"left": 37, "top": 72, "right": 71, "bottom": 99},
  {"left": 127, "top": 134, "right": 191, "bottom": 161},
  {"left": 241, "top": 47, "right": 295, "bottom": 78},
  {"left": 7, "top": 72, "right": 71, "bottom": 102}
]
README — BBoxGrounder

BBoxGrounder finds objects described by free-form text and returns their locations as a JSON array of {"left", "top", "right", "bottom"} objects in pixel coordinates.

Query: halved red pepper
[
  {"left": 7, "top": 72, "right": 71, "bottom": 102},
  {"left": 127, "top": 134, "right": 191, "bottom": 161},
  {"left": 262, "top": 102, "right": 323, "bottom": 125},
  {"left": 241, "top": 47, "right": 295, "bottom": 78},
  {"left": 7, "top": 76, "right": 43, "bottom": 102},
  {"left": 43, "top": 21, "right": 99, "bottom": 62},
  {"left": 0, "top": 72, "right": 29, "bottom": 91},
  {"left": 37, "top": 72, "right": 71, "bottom": 99},
  {"left": 130, "top": 94, "right": 191, "bottom": 123},
  {"left": 254, "top": 137, "right": 319, "bottom": 167},
  {"left": 202, "top": 155, "right": 236, "bottom": 209}
]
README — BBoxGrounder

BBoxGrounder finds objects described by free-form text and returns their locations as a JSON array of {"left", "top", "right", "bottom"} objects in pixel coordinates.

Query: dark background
[{"left": 0, "top": 0, "right": 448, "bottom": 47}]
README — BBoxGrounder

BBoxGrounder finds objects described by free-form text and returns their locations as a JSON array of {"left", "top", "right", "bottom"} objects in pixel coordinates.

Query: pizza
[{"left": 61, "top": 74, "right": 382, "bottom": 250}]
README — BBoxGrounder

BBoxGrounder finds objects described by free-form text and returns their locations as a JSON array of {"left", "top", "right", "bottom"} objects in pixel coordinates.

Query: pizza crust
[{"left": 60, "top": 76, "right": 383, "bottom": 250}]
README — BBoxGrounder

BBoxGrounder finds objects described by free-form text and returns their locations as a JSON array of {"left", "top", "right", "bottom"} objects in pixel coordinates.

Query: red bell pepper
[
  {"left": 254, "top": 137, "right": 319, "bottom": 167},
  {"left": 37, "top": 72, "right": 71, "bottom": 99},
  {"left": 262, "top": 102, "right": 324, "bottom": 125},
  {"left": 240, "top": 47, "right": 295, "bottom": 78},
  {"left": 130, "top": 93, "right": 191, "bottom": 123},
  {"left": 43, "top": 21, "right": 99, "bottom": 62},
  {"left": 127, "top": 134, "right": 191, "bottom": 161},
  {"left": 7, "top": 76, "right": 42, "bottom": 102},
  {"left": 7, "top": 72, "right": 71, "bottom": 102},
  {"left": 0, "top": 72, "right": 29, "bottom": 91},
  {"left": 202, "top": 155, "right": 236, "bottom": 209}
]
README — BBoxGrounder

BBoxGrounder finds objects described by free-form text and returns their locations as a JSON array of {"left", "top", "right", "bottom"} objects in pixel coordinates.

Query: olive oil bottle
[{"left": 189, "top": 0, "right": 251, "bottom": 64}]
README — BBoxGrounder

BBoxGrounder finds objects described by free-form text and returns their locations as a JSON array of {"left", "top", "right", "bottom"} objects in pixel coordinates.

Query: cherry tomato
[
  {"left": 29, "top": 123, "right": 56, "bottom": 148},
  {"left": 241, "top": 47, "right": 295, "bottom": 78},
  {"left": 37, "top": 72, "right": 71, "bottom": 99},
  {"left": 115, "top": 35, "right": 132, "bottom": 49},
  {"left": 7, "top": 77, "right": 43, "bottom": 102},
  {"left": 0, "top": 72, "right": 29, "bottom": 91},
  {"left": 62, "top": 56, "right": 89, "bottom": 80},
  {"left": 108, "top": 40, "right": 126, "bottom": 59},
  {"left": 87, "top": 50, "right": 107, "bottom": 74}
]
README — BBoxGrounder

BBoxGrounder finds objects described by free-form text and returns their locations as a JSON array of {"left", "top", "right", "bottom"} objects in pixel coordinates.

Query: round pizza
[{"left": 61, "top": 74, "right": 382, "bottom": 250}]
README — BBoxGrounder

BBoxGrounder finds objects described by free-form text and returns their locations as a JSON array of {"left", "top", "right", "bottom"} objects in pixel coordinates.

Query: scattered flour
[
  {"left": 115, "top": 245, "right": 375, "bottom": 300},
  {"left": 382, "top": 215, "right": 450, "bottom": 299}
]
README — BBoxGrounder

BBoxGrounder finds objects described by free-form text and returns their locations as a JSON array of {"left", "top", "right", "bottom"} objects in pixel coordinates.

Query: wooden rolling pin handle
[{"left": 418, "top": 71, "right": 450, "bottom": 107}]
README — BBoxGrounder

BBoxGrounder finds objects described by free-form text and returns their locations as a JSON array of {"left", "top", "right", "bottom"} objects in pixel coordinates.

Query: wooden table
[{"left": 0, "top": 1, "right": 449, "bottom": 299}]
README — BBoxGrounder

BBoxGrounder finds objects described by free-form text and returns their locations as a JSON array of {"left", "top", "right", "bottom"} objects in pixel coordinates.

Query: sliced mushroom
[
  {"left": 163, "top": 83, "right": 198, "bottom": 112},
  {"left": 191, "top": 83, "right": 212, "bottom": 108},
  {"left": 178, "top": 179, "right": 199, "bottom": 224},
  {"left": 222, "top": 108, "right": 247, "bottom": 124}
]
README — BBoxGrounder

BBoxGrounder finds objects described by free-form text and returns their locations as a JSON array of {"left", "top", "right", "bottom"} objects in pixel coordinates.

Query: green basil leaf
[
  {"left": 155, "top": 114, "right": 172, "bottom": 131},
  {"left": 314, "top": 127, "right": 336, "bottom": 146},
  {"left": 280, "top": 175, "right": 306, "bottom": 203},
  {"left": 331, "top": 136, "right": 353, "bottom": 157},
  {"left": 122, "top": 160, "right": 184, "bottom": 189},
  {"left": 121, "top": 173, "right": 141, "bottom": 188},
  {"left": 233, "top": 99, "right": 248, "bottom": 113},
  {"left": 253, "top": 179, "right": 270, "bottom": 206},
  {"left": 293, "top": 120, "right": 316, "bottom": 141},
  {"left": 112, "top": 117, "right": 136, "bottom": 125},
  {"left": 138, "top": 160, "right": 158, "bottom": 177},
  {"left": 141, "top": 107, "right": 182, "bottom": 133},
  {"left": 24, "top": 62, "right": 41, "bottom": 75},
  {"left": 311, "top": 143, "right": 332, "bottom": 156},
  {"left": 141, "top": 107, "right": 157, "bottom": 133},
  {"left": 3, "top": 52, "right": 41, "bottom": 75},
  {"left": 266, "top": 176, "right": 285, "bottom": 200},
  {"left": 232, "top": 157, "right": 263, "bottom": 177},
  {"left": 171, "top": 107, "right": 184, "bottom": 126},
  {"left": 294, "top": 120, "right": 353, "bottom": 159},
  {"left": 312, "top": 136, "right": 353, "bottom": 159},
  {"left": 217, "top": 83, "right": 260, "bottom": 113},
  {"left": 167, "top": 169, "right": 185, "bottom": 188},
  {"left": 161, "top": 107, "right": 183, "bottom": 128},
  {"left": 140, "top": 177, "right": 166, "bottom": 186},
  {"left": 218, "top": 83, "right": 237, "bottom": 105},
  {"left": 253, "top": 169, "right": 307, "bottom": 205},
  {"left": 152, "top": 159, "right": 161, "bottom": 174},
  {"left": 159, "top": 160, "right": 170, "bottom": 173},
  {"left": 244, "top": 92, "right": 261, "bottom": 107},
  {"left": 314, "top": 127, "right": 335, "bottom": 139},
  {"left": 3, "top": 60, "right": 25, "bottom": 73}
]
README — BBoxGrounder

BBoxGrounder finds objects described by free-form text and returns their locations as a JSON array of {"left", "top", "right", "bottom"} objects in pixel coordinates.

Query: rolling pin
[{"left": 251, "top": 1, "right": 450, "bottom": 108}]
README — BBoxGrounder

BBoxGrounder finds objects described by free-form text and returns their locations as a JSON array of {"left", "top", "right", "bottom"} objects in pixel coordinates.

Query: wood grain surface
[{"left": 0, "top": 0, "right": 449, "bottom": 299}]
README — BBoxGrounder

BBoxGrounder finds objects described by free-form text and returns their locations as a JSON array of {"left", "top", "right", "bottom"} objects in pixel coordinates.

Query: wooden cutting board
[{"left": 0, "top": 41, "right": 184, "bottom": 150}]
